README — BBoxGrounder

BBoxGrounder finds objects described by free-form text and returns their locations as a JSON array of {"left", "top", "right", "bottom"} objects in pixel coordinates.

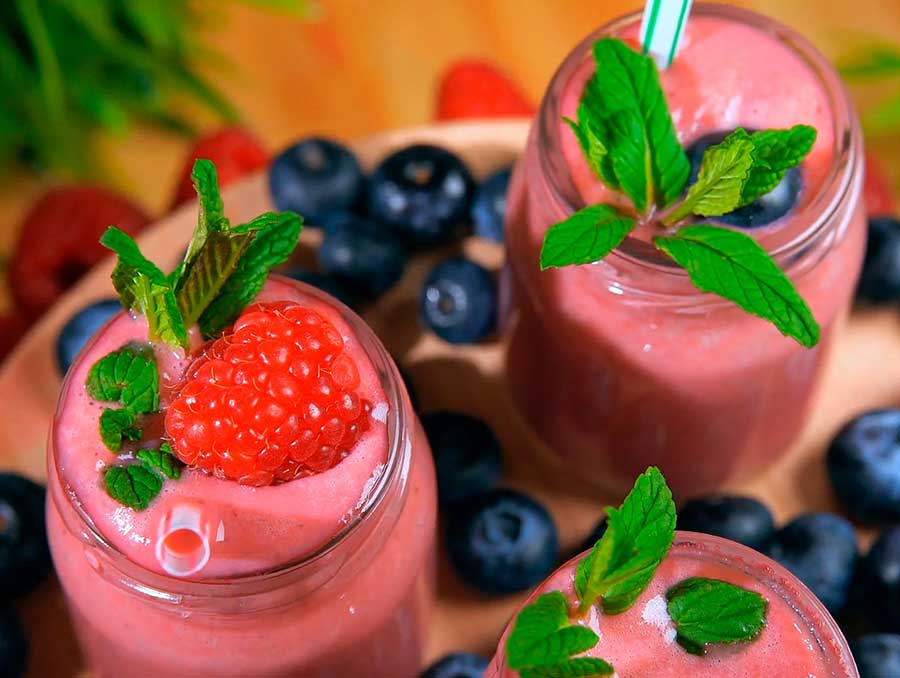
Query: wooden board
[{"left": 2, "top": 120, "right": 897, "bottom": 676}]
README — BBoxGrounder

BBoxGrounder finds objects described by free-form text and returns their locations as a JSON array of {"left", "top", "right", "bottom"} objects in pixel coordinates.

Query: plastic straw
[{"left": 640, "top": 0, "right": 694, "bottom": 68}]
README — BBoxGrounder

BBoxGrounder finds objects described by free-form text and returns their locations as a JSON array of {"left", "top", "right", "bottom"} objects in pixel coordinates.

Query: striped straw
[{"left": 640, "top": 0, "right": 694, "bottom": 68}]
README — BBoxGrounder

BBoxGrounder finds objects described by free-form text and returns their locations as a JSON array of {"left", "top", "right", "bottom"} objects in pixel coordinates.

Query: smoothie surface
[{"left": 53, "top": 277, "right": 390, "bottom": 578}]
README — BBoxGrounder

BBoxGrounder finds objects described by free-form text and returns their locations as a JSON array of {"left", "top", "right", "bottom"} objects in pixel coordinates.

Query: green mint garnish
[
  {"left": 575, "top": 466, "right": 676, "bottom": 615},
  {"left": 541, "top": 205, "right": 635, "bottom": 269},
  {"left": 86, "top": 344, "right": 159, "bottom": 414},
  {"left": 519, "top": 658, "right": 615, "bottom": 678},
  {"left": 550, "top": 36, "right": 821, "bottom": 347},
  {"left": 99, "top": 408, "right": 142, "bottom": 452},
  {"left": 666, "top": 577, "right": 768, "bottom": 656},
  {"left": 103, "top": 464, "right": 163, "bottom": 511},
  {"left": 136, "top": 442, "right": 182, "bottom": 480},
  {"left": 100, "top": 159, "right": 303, "bottom": 350},
  {"left": 654, "top": 225, "right": 820, "bottom": 347},
  {"left": 506, "top": 591, "right": 608, "bottom": 674}
]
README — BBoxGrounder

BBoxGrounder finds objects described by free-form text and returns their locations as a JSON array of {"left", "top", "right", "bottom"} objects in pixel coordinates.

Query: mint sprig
[
  {"left": 103, "top": 464, "right": 163, "bottom": 511},
  {"left": 99, "top": 408, "right": 142, "bottom": 452},
  {"left": 136, "top": 442, "right": 182, "bottom": 480},
  {"left": 666, "top": 577, "right": 768, "bottom": 655},
  {"left": 101, "top": 159, "right": 303, "bottom": 349},
  {"left": 575, "top": 466, "right": 676, "bottom": 615},
  {"left": 654, "top": 225, "right": 820, "bottom": 347},
  {"left": 86, "top": 344, "right": 159, "bottom": 414},
  {"left": 550, "top": 37, "right": 821, "bottom": 347}
]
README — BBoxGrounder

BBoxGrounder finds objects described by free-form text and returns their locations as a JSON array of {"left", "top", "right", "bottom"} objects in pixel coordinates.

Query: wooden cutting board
[{"left": 1, "top": 120, "right": 896, "bottom": 676}]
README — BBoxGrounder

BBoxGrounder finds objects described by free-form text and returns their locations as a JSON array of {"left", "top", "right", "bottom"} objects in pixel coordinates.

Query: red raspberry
[
  {"left": 435, "top": 60, "right": 536, "bottom": 121},
  {"left": 170, "top": 126, "right": 269, "bottom": 209},
  {"left": 164, "top": 302, "right": 372, "bottom": 487},
  {"left": 9, "top": 186, "right": 150, "bottom": 318}
]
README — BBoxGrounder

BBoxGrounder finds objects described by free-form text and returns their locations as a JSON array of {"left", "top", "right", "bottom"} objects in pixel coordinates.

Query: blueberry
[
  {"left": 420, "top": 652, "right": 489, "bottom": 678},
  {"left": 55, "top": 298, "right": 120, "bottom": 375},
  {"left": 857, "top": 527, "right": 900, "bottom": 632},
  {"left": 827, "top": 410, "right": 900, "bottom": 523},
  {"left": 368, "top": 144, "right": 474, "bottom": 245},
  {"left": 677, "top": 495, "right": 775, "bottom": 552},
  {"left": 850, "top": 635, "right": 900, "bottom": 678},
  {"left": 471, "top": 168, "right": 511, "bottom": 243},
  {"left": 858, "top": 217, "right": 900, "bottom": 304},
  {"left": 686, "top": 130, "right": 802, "bottom": 228},
  {"left": 579, "top": 519, "right": 608, "bottom": 554},
  {"left": 422, "top": 411, "right": 502, "bottom": 506},
  {"left": 0, "top": 607, "right": 26, "bottom": 678},
  {"left": 0, "top": 474, "right": 51, "bottom": 599},
  {"left": 447, "top": 488, "right": 558, "bottom": 594},
  {"left": 281, "top": 268, "right": 360, "bottom": 309},
  {"left": 317, "top": 218, "right": 407, "bottom": 297},
  {"left": 420, "top": 258, "right": 496, "bottom": 344},
  {"left": 766, "top": 512, "right": 857, "bottom": 613},
  {"left": 269, "top": 137, "right": 365, "bottom": 225}
]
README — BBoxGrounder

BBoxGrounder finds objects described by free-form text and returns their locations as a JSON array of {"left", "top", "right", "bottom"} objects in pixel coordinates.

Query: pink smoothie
[
  {"left": 489, "top": 533, "right": 857, "bottom": 677},
  {"left": 504, "top": 6, "right": 866, "bottom": 496},
  {"left": 47, "top": 275, "right": 437, "bottom": 677}
]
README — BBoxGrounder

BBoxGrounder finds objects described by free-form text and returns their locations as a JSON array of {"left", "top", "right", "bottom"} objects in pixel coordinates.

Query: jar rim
[
  {"left": 537, "top": 2, "right": 863, "bottom": 279},
  {"left": 48, "top": 274, "right": 410, "bottom": 601}
]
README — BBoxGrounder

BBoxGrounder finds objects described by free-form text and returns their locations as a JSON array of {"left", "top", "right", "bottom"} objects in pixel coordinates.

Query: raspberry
[
  {"left": 164, "top": 302, "right": 371, "bottom": 486},
  {"left": 435, "top": 60, "right": 536, "bottom": 121}
]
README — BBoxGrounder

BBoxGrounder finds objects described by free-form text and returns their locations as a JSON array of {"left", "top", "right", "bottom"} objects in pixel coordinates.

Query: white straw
[
  {"left": 640, "top": 0, "right": 694, "bottom": 68},
  {"left": 156, "top": 503, "right": 212, "bottom": 577}
]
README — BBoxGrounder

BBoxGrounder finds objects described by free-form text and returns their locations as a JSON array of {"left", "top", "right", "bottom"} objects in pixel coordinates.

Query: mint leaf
[
  {"left": 664, "top": 129, "right": 755, "bottom": 224},
  {"left": 740, "top": 125, "right": 816, "bottom": 205},
  {"left": 564, "top": 110, "right": 615, "bottom": 188},
  {"left": 654, "top": 225, "right": 820, "bottom": 347},
  {"left": 86, "top": 345, "right": 159, "bottom": 414},
  {"left": 507, "top": 592, "right": 599, "bottom": 670},
  {"left": 605, "top": 111, "right": 651, "bottom": 212},
  {"left": 101, "top": 227, "right": 189, "bottom": 350},
  {"left": 136, "top": 442, "right": 182, "bottom": 480},
  {"left": 104, "top": 464, "right": 163, "bottom": 510},
  {"left": 198, "top": 211, "right": 303, "bottom": 336},
  {"left": 583, "top": 38, "right": 690, "bottom": 209},
  {"left": 99, "top": 408, "right": 141, "bottom": 452},
  {"left": 575, "top": 466, "right": 676, "bottom": 615},
  {"left": 521, "top": 658, "right": 615, "bottom": 678},
  {"left": 666, "top": 577, "right": 768, "bottom": 656},
  {"left": 540, "top": 205, "right": 635, "bottom": 269}
]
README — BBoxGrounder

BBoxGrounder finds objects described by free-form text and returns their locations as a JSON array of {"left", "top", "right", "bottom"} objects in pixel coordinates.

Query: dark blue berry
[
  {"left": 317, "top": 218, "right": 407, "bottom": 297},
  {"left": 858, "top": 217, "right": 900, "bottom": 304},
  {"left": 851, "top": 634, "right": 900, "bottom": 678},
  {"left": 422, "top": 411, "right": 502, "bottom": 506},
  {"left": 857, "top": 527, "right": 900, "bottom": 632},
  {"left": 368, "top": 145, "right": 474, "bottom": 245},
  {"left": 0, "top": 607, "right": 26, "bottom": 678},
  {"left": 579, "top": 519, "right": 608, "bottom": 554},
  {"left": 55, "top": 298, "right": 120, "bottom": 375},
  {"left": 281, "top": 268, "right": 360, "bottom": 310},
  {"left": 0, "top": 474, "right": 51, "bottom": 599},
  {"left": 447, "top": 488, "right": 558, "bottom": 594},
  {"left": 766, "top": 512, "right": 857, "bottom": 613},
  {"left": 686, "top": 130, "right": 802, "bottom": 228},
  {"left": 420, "top": 258, "right": 496, "bottom": 344},
  {"left": 420, "top": 652, "right": 489, "bottom": 678},
  {"left": 827, "top": 410, "right": 900, "bottom": 523},
  {"left": 471, "top": 168, "right": 511, "bottom": 243},
  {"left": 269, "top": 137, "right": 365, "bottom": 225},
  {"left": 677, "top": 495, "right": 775, "bottom": 552}
]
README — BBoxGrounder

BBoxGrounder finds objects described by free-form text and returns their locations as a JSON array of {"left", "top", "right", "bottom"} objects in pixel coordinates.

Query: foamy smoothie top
[{"left": 51, "top": 160, "right": 394, "bottom": 578}]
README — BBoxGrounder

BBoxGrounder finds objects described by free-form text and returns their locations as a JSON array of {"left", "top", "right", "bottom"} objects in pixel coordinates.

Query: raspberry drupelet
[{"left": 165, "top": 301, "right": 372, "bottom": 486}]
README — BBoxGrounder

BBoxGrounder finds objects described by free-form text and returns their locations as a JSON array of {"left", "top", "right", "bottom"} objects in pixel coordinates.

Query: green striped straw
[{"left": 640, "top": 0, "right": 694, "bottom": 68}]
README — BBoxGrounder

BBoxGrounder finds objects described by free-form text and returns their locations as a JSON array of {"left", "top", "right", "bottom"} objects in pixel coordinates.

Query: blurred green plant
[
  {"left": 0, "top": 0, "right": 310, "bottom": 178},
  {"left": 841, "top": 45, "right": 900, "bottom": 135}
]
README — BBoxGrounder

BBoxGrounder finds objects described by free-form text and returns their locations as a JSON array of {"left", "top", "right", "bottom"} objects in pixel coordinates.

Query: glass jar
[
  {"left": 46, "top": 277, "right": 437, "bottom": 677},
  {"left": 488, "top": 532, "right": 858, "bottom": 677},
  {"left": 503, "top": 5, "right": 866, "bottom": 497}
]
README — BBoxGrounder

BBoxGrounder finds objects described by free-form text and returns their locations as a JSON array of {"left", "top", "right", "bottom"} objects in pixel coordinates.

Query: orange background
[{"left": 0, "top": 0, "right": 898, "bottom": 277}]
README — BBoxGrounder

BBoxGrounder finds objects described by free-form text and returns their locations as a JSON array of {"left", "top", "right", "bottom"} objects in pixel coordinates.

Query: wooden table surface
[{"left": 0, "top": 0, "right": 898, "bottom": 281}]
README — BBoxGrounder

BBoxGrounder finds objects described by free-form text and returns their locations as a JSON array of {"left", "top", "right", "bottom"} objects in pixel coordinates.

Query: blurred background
[{"left": 1, "top": 0, "right": 899, "bottom": 338}]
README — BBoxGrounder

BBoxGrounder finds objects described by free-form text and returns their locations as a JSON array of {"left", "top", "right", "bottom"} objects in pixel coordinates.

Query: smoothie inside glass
[
  {"left": 47, "top": 275, "right": 437, "bottom": 678},
  {"left": 489, "top": 532, "right": 858, "bottom": 677},
  {"left": 504, "top": 5, "right": 866, "bottom": 497}
]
